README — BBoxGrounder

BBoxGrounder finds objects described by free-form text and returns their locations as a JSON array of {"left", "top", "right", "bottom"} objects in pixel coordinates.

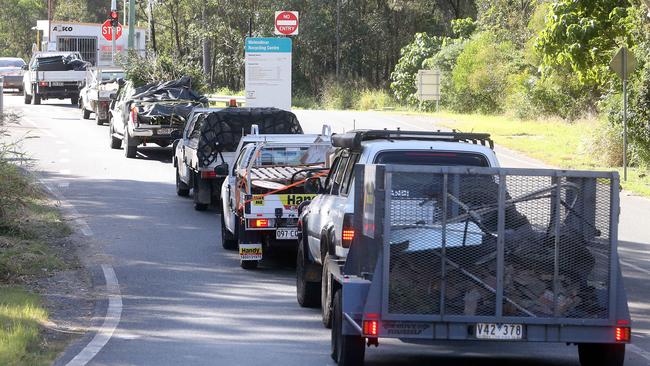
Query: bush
[
  {"left": 118, "top": 52, "right": 207, "bottom": 93},
  {"left": 579, "top": 119, "right": 624, "bottom": 167},
  {"left": 320, "top": 77, "right": 363, "bottom": 110},
  {"left": 390, "top": 33, "right": 444, "bottom": 105},
  {"left": 423, "top": 38, "right": 467, "bottom": 110},
  {"left": 292, "top": 94, "right": 320, "bottom": 109},
  {"left": 449, "top": 32, "right": 520, "bottom": 114},
  {"left": 355, "top": 89, "right": 396, "bottom": 110}
]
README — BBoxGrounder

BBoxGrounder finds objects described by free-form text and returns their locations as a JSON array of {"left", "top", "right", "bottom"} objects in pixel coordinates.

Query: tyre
[
  {"left": 331, "top": 290, "right": 365, "bottom": 365},
  {"left": 321, "top": 255, "right": 334, "bottom": 328},
  {"left": 578, "top": 343, "right": 625, "bottom": 366},
  {"left": 109, "top": 122, "right": 121, "bottom": 149},
  {"left": 296, "top": 237, "right": 321, "bottom": 308},
  {"left": 124, "top": 132, "right": 137, "bottom": 158},
  {"left": 24, "top": 93, "right": 31, "bottom": 104},
  {"left": 33, "top": 93, "right": 41, "bottom": 105},
  {"left": 96, "top": 113, "right": 104, "bottom": 125},
  {"left": 220, "top": 213, "right": 238, "bottom": 250},
  {"left": 71, "top": 96, "right": 78, "bottom": 105},
  {"left": 82, "top": 108, "right": 91, "bottom": 120},
  {"left": 240, "top": 259, "right": 258, "bottom": 270},
  {"left": 176, "top": 169, "right": 190, "bottom": 197}
]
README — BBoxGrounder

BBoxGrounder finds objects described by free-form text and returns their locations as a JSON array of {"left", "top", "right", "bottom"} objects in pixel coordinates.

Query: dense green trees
[{"left": 0, "top": 0, "right": 46, "bottom": 60}]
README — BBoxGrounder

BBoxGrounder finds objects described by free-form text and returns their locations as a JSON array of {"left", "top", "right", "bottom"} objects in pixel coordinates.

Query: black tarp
[
  {"left": 34, "top": 55, "right": 90, "bottom": 71},
  {"left": 129, "top": 76, "right": 208, "bottom": 124},
  {"left": 197, "top": 108, "right": 303, "bottom": 167}
]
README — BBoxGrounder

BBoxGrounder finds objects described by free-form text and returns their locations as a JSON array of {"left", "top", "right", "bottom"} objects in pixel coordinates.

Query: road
[{"left": 2, "top": 94, "right": 649, "bottom": 366}]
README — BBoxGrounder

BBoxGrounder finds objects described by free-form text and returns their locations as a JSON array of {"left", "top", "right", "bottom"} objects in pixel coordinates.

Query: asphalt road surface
[{"left": 3, "top": 93, "right": 649, "bottom": 366}]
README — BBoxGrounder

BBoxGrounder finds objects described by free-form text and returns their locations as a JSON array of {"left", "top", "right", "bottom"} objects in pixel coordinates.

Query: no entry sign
[
  {"left": 274, "top": 11, "right": 299, "bottom": 36},
  {"left": 101, "top": 19, "right": 122, "bottom": 41}
]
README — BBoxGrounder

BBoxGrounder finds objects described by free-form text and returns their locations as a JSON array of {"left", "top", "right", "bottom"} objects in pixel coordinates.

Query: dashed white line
[
  {"left": 629, "top": 344, "right": 650, "bottom": 362},
  {"left": 620, "top": 259, "right": 650, "bottom": 276},
  {"left": 65, "top": 265, "right": 122, "bottom": 366}
]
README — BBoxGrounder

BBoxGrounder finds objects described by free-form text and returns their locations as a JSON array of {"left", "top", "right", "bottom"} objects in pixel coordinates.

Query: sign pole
[
  {"left": 623, "top": 48, "right": 628, "bottom": 181},
  {"left": 111, "top": 0, "right": 117, "bottom": 64},
  {"left": 128, "top": 0, "right": 136, "bottom": 50}
]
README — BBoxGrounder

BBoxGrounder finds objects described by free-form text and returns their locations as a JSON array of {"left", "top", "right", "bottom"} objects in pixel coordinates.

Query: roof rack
[{"left": 331, "top": 129, "right": 494, "bottom": 150}]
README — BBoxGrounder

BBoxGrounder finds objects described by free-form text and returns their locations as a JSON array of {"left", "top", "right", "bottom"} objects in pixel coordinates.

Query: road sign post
[{"left": 610, "top": 47, "right": 637, "bottom": 181}]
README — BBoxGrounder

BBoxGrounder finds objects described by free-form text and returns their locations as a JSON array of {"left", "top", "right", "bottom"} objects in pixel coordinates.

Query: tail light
[
  {"left": 229, "top": 99, "right": 238, "bottom": 107},
  {"left": 200, "top": 170, "right": 217, "bottom": 179},
  {"left": 615, "top": 327, "right": 631, "bottom": 342},
  {"left": 363, "top": 320, "right": 378, "bottom": 337},
  {"left": 38, "top": 81, "right": 48, "bottom": 87},
  {"left": 130, "top": 107, "right": 138, "bottom": 127},
  {"left": 249, "top": 219, "right": 270, "bottom": 228},
  {"left": 342, "top": 214, "right": 354, "bottom": 248}
]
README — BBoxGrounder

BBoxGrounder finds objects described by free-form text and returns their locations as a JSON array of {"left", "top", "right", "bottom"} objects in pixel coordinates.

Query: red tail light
[
  {"left": 130, "top": 107, "right": 138, "bottom": 126},
  {"left": 363, "top": 320, "right": 378, "bottom": 337},
  {"left": 249, "top": 219, "right": 269, "bottom": 228},
  {"left": 38, "top": 81, "right": 48, "bottom": 87},
  {"left": 229, "top": 99, "right": 238, "bottom": 107},
  {"left": 615, "top": 327, "right": 630, "bottom": 342},
  {"left": 342, "top": 214, "right": 354, "bottom": 248},
  {"left": 200, "top": 170, "right": 217, "bottom": 179}
]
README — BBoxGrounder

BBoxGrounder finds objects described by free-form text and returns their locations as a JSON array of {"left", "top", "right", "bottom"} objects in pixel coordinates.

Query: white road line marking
[
  {"left": 629, "top": 344, "right": 650, "bottom": 362},
  {"left": 65, "top": 265, "right": 122, "bottom": 366},
  {"left": 57, "top": 182, "right": 69, "bottom": 188},
  {"left": 620, "top": 259, "right": 650, "bottom": 276}
]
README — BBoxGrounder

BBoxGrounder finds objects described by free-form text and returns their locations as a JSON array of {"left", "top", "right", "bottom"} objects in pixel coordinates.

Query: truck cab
[{"left": 296, "top": 130, "right": 498, "bottom": 325}]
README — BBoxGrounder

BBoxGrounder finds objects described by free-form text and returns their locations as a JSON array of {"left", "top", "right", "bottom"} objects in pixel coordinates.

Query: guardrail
[{"left": 207, "top": 95, "right": 246, "bottom": 107}]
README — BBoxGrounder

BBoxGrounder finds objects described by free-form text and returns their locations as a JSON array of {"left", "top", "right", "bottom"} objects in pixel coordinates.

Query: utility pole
[
  {"left": 336, "top": 0, "right": 340, "bottom": 81},
  {"left": 128, "top": 0, "right": 136, "bottom": 49},
  {"left": 147, "top": 0, "right": 157, "bottom": 53},
  {"left": 47, "top": 0, "right": 53, "bottom": 50},
  {"left": 202, "top": 4, "right": 211, "bottom": 80}
]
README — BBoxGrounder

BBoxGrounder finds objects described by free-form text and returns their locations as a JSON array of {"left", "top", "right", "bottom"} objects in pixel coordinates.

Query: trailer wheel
[
  {"left": 321, "top": 255, "right": 334, "bottom": 328},
  {"left": 176, "top": 169, "right": 190, "bottom": 197},
  {"left": 332, "top": 289, "right": 365, "bottom": 365},
  {"left": 220, "top": 213, "right": 238, "bottom": 250},
  {"left": 296, "top": 238, "right": 320, "bottom": 308},
  {"left": 578, "top": 343, "right": 624, "bottom": 366}
]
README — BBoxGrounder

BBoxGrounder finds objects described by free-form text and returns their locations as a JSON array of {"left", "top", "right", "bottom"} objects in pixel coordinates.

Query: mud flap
[{"left": 196, "top": 177, "right": 212, "bottom": 205}]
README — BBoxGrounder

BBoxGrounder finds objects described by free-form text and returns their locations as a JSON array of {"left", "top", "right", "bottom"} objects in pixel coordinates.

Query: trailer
[{"left": 328, "top": 164, "right": 631, "bottom": 366}]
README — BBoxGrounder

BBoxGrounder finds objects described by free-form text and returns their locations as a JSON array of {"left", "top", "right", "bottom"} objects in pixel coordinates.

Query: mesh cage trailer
[{"left": 329, "top": 164, "right": 631, "bottom": 365}]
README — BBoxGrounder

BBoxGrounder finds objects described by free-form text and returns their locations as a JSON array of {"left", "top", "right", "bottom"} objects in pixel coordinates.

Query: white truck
[
  {"left": 22, "top": 51, "right": 87, "bottom": 105},
  {"left": 220, "top": 126, "right": 332, "bottom": 270},
  {"left": 79, "top": 68, "right": 124, "bottom": 125}
]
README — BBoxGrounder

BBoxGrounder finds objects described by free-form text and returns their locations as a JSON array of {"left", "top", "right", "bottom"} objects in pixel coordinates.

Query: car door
[{"left": 223, "top": 145, "right": 252, "bottom": 233}]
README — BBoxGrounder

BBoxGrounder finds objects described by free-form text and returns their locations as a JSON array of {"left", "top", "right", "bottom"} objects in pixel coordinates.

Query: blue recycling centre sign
[{"left": 245, "top": 37, "right": 292, "bottom": 53}]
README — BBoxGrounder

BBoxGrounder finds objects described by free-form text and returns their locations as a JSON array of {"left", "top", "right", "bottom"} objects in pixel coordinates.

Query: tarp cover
[
  {"left": 197, "top": 108, "right": 303, "bottom": 167},
  {"left": 130, "top": 76, "right": 208, "bottom": 124},
  {"left": 34, "top": 55, "right": 90, "bottom": 71}
]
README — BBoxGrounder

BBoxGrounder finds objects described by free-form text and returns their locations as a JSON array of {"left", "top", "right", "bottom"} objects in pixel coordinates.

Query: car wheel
[
  {"left": 124, "top": 132, "right": 137, "bottom": 158},
  {"left": 221, "top": 213, "right": 238, "bottom": 250},
  {"left": 109, "top": 122, "right": 121, "bottom": 149},
  {"left": 71, "top": 96, "right": 78, "bottom": 105},
  {"left": 33, "top": 93, "right": 41, "bottom": 105},
  {"left": 578, "top": 343, "right": 625, "bottom": 366},
  {"left": 24, "top": 93, "right": 31, "bottom": 104},
  {"left": 82, "top": 108, "right": 91, "bottom": 120},
  {"left": 321, "top": 254, "right": 334, "bottom": 328},
  {"left": 331, "top": 289, "right": 365, "bottom": 365},
  {"left": 176, "top": 169, "right": 190, "bottom": 197},
  {"left": 96, "top": 113, "right": 104, "bottom": 125},
  {"left": 296, "top": 235, "right": 321, "bottom": 308}
]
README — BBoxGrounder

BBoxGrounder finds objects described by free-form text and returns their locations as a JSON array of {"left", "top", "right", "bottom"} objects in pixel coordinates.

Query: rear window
[
  {"left": 0, "top": 59, "right": 25, "bottom": 67},
  {"left": 374, "top": 150, "right": 489, "bottom": 167}
]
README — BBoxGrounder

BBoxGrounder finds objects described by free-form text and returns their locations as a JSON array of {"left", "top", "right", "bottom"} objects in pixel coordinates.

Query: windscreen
[
  {"left": 101, "top": 71, "right": 125, "bottom": 80},
  {"left": 374, "top": 151, "right": 489, "bottom": 166},
  {"left": 252, "top": 146, "right": 327, "bottom": 166},
  {"left": 0, "top": 59, "right": 25, "bottom": 67}
]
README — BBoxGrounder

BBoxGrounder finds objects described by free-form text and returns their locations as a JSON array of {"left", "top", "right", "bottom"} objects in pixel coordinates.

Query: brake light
[
  {"left": 615, "top": 327, "right": 630, "bottom": 342},
  {"left": 200, "top": 170, "right": 217, "bottom": 179},
  {"left": 249, "top": 219, "right": 269, "bottom": 228},
  {"left": 130, "top": 107, "right": 138, "bottom": 126},
  {"left": 363, "top": 320, "right": 378, "bottom": 337},
  {"left": 229, "top": 99, "right": 238, "bottom": 107},
  {"left": 38, "top": 81, "right": 48, "bottom": 87},
  {"left": 342, "top": 213, "right": 355, "bottom": 248}
]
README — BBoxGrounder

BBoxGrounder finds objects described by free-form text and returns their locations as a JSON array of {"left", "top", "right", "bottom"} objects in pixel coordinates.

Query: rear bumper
[
  {"left": 36, "top": 86, "right": 79, "bottom": 98},
  {"left": 2, "top": 76, "right": 22, "bottom": 88}
]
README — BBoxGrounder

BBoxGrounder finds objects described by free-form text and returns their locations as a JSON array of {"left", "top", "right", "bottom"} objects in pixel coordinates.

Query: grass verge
[
  {"left": 0, "top": 150, "right": 73, "bottom": 364},
  {"left": 428, "top": 111, "right": 650, "bottom": 196}
]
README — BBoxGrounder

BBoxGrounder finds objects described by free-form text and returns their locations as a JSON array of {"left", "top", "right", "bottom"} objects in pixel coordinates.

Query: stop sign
[
  {"left": 274, "top": 11, "right": 299, "bottom": 36},
  {"left": 101, "top": 19, "right": 123, "bottom": 41}
]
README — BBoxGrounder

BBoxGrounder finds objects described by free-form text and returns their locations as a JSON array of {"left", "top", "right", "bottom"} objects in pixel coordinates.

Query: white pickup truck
[{"left": 22, "top": 52, "right": 87, "bottom": 105}]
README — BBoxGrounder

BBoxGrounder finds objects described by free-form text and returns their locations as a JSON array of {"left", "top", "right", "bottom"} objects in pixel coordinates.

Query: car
[
  {"left": 109, "top": 76, "right": 208, "bottom": 158},
  {"left": 173, "top": 107, "right": 303, "bottom": 211},
  {"left": 79, "top": 68, "right": 124, "bottom": 125},
  {"left": 296, "top": 129, "right": 499, "bottom": 328},
  {"left": 0, "top": 57, "right": 26, "bottom": 93},
  {"left": 22, "top": 52, "right": 87, "bottom": 105}
]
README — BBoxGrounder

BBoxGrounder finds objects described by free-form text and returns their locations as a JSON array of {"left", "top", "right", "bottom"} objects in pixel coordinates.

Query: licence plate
[
  {"left": 276, "top": 228, "right": 298, "bottom": 240},
  {"left": 158, "top": 128, "right": 172, "bottom": 135},
  {"left": 239, "top": 243, "right": 262, "bottom": 261},
  {"left": 475, "top": 323, "right": 523, "bottom": 340},
  {"left": 52, "top": 82, "right": 64, "bottom": 86}
]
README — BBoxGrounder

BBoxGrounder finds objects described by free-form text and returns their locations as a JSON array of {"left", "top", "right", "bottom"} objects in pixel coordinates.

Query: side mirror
[
  {"left": 214, "top": 163, "right": 229, "bottom": 176},
  {"left": 109, "top": 93, "right": 117, "bottom": 100},
  {"left": 170, "top": 129, "right": 182, "bottom": 140}
]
